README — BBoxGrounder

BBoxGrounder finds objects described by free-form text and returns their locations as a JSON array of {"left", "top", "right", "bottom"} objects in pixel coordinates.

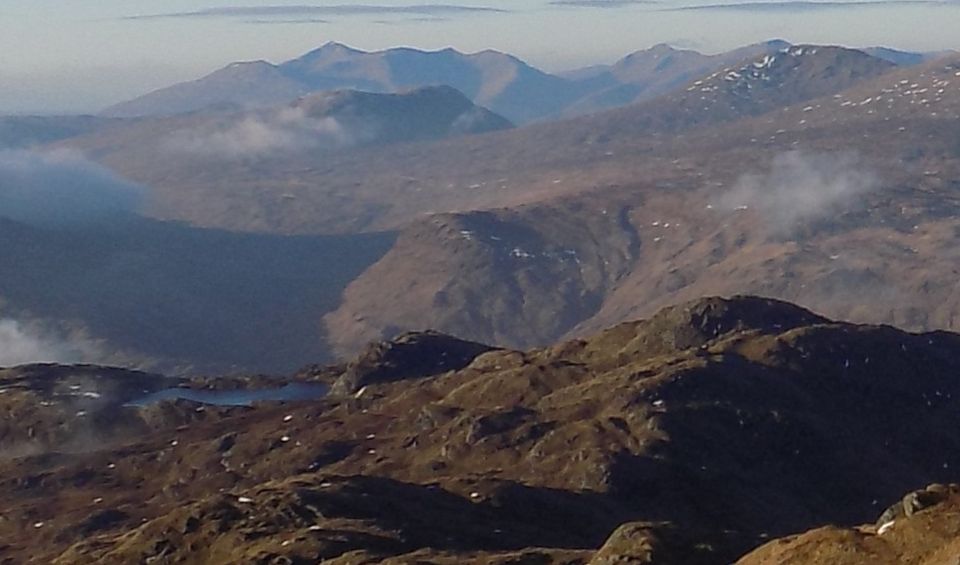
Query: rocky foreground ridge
[{"left": 2, "top": 295, "right": 960, "bottom": 563}]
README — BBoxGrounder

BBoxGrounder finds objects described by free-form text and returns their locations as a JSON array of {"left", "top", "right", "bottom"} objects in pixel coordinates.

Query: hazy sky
[{"left": 1, "top": 0, "right": 958, "bottom": 114}]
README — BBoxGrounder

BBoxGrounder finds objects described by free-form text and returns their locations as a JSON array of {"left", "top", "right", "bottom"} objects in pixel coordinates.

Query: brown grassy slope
[
  {"left": 323, "top": 54, "right": 960, "bottom": 355},
  {"left": 570, "top": 54, "right": 960, "bottom": 334},
  {"left": 738, "top": 486, "right": 960, "bottom": 565},
  {"left": 323, "top": 201, "right": 640, "bottom": 356},
  {"left": 3, "top": 297, "right": 960, "bottom": 563},
  {"left": 560, "top": 40, "right": 790, "bottom": 116}
]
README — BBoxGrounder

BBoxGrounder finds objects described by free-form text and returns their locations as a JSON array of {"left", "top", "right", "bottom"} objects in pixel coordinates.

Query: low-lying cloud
[
  {"left": 0, "top": 319, "right": 90, "bottom": 367},
  {"left": 721, "top": 151, "right": 879, "bottom": 232},
  {"left": 163, "top": 108, "right": 373, "bottom": 159},
  {"left": 0, "top": 150, "right": 145, "bottom": 228}
]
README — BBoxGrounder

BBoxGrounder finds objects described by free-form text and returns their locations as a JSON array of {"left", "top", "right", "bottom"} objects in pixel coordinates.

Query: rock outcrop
[{"left": 3, "top": 296, "right": 960, "bottom": 564}]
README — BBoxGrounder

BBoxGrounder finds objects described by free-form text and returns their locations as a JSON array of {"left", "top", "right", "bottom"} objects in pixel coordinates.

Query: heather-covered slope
[
  {"left": 738, "top": 484, "right": 960, "bottom": 565},
  {"left": 561, "top": 39, "right": 791, "bottom": 116},
  {"left": 2, "top": 297, "right": 960, "bottom": 563},
  {"left": 324, "top": 202, "right": 640, "bottom": 356},
  {"left": 321, "top": 53, "right": 960, "bottom": 356}
]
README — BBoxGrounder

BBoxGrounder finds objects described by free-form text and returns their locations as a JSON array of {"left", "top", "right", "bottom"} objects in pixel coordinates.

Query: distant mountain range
[
  {"left": 862, "top": 46, "right": 955, "bottom": 66},
  {"left": 102, "top": 42, "right": 581, "bottom": 124},
  {"left": 6, "top": 40, "right": 960, "bottom": 372},
  {"left": 70, "top": 44, "right": 902, "bottom": 235},
  {"left": 100, "top": 40, "right": 946, "bottom": 124},
  {"left": 558, "top": 39, "right": 791, "bottom": 115}
]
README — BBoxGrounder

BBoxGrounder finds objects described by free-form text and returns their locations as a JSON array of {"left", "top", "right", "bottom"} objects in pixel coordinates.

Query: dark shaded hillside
[
  {"left": 3, "top": 297, "right": 960, "bottom": 563},
  {"left": 739, "top": 483, "right": 960, "bottom": 564},
  {"left": 70, "top": 85, "right": 511, "bottom": 167},
  {"left": 0, "top": 216, "right": 395, "bottom": 373},
  {"left": 289, "top": 85, "right": 513, "bottom": 142},
  {"left": 0, "top": 364, "right": 180, "bottom": 458}
]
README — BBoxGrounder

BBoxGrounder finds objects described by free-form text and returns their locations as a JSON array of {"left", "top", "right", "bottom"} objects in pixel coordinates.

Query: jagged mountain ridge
[
  {"left": 100, "top": 40, "right": 910, "bottom": 125},
  {"left": 3, "top": 296, "right": 960, "bottom": 563},
  {"left": 562, "top": 39, "right": 792, "bottom": 116},
  {"left": 102, "top": 42, "right": 583, "bottom": 124}
]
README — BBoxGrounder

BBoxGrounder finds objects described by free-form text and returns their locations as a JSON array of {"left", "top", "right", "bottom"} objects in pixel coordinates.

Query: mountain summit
[
  {"left": 102, "top": 44, "right": 583, "bottom": 124},
  {"left": 101, "top": 40, "right": 922, "bottom": 125},
  {"left": 562, "top": 39, "right": 793, "bottom": 115}
]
